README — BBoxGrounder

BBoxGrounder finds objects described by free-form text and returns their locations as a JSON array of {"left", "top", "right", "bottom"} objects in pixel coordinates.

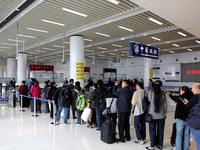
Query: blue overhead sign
[{"left": 130, "top": 42, "right": 158, "bottom": 59}]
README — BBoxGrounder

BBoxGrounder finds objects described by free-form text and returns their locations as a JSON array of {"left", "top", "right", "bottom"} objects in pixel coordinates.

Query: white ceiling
[{"left": 0, "top": 0, "right": 200, "bottom": 63}]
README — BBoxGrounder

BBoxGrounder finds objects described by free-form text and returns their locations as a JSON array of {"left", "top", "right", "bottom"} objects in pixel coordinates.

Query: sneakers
[
  {"left": 76, "top": 122, "right": 81, "bottom": 125},
  {"left": 134, "top": 140, "right": 145, "bottom": 144},
  {"left": 55, "top": 122, "right": 60, "bottom": 125}
]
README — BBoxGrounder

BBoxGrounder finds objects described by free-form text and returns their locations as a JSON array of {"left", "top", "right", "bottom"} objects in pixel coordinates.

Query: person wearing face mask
[{"left": 166, "top": 86, "right": 193, "bottom": 150}]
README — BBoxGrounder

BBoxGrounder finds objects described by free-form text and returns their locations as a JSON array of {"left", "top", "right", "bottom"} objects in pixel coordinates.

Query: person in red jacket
[
  {"left": 18, "top": 81, "right": 29, "bottom": 108},
  {"left": 30, "top": 81, "right": 41, "bottom": 113}
]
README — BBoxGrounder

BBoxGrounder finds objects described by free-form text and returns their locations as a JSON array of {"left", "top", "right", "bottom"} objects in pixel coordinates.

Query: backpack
[
  {"left": 101, "top": 116, "right": 117, "bottom": 144},
  {"left": 186, "top": 95, "right": 200, "bottom": 130},
  {"left": 97, "top": 90, "right": 107, "bottom": 112},
  {"left": 75, "top": 88, "right": 86, "bottom": 111},
  {"left": 142, "top": 91, "right": 150, "bottom": 114},
  {"left": 58, "top": 87, "right": 70, "bottom": 108}
]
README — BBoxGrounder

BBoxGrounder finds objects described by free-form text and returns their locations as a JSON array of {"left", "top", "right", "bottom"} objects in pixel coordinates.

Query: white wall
[{"left": 108, "top": 51, "right": 200, "bottom": 87}]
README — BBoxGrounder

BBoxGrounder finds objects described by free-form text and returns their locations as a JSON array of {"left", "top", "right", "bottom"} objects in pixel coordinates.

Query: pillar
[
  {"left": 17, "top": 52, "right": 27, "bottom": 84},
  {"left": 144, "top": 58, "right": 153, "bottom": 88},
  {"left": 70, "top": 35, "right": 84, "bottom": 87},
  {"left": 7, "top": 58, "right": 17, "bottom": 78},
  {"left": 0, "top": 68, "right": 4, "bottom": 78}
]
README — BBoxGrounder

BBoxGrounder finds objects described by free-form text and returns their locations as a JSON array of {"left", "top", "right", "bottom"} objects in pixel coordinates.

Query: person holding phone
[{"left": 166, "top": 86, "right": 193, "bottom": 150}]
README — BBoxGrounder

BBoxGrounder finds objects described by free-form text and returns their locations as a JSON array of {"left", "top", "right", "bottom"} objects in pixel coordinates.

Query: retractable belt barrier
[{"left": 13, "top": 93, "right": 56, "bottom": 125}]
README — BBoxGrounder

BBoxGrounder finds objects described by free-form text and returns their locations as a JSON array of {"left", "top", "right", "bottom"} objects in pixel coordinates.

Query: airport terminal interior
[{"left": 0, "top": 0, "right": 200, "bottom": 150}]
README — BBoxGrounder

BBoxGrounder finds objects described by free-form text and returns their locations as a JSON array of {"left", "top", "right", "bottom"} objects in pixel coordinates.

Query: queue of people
[{"left": 16, "top": 77, "right": 200, "bottom": 150}]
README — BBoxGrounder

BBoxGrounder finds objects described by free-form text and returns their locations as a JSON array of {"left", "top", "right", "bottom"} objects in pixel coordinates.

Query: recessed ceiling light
[
  {"left": 178, "top": 32, "right": 187, "bottom": 37},
  {"left": 118, "top": 26, "right": 133, "bottom": 32},
  {"left": 84, "top": 38, "right": 93, "bottom": 42},
  {"left": 107, "top": 0, "right": 119, "bottom": 5},
  {"left": 43, "top": 48, "right": 55, "bottom": 51},
  {"left": 196, "top": 40, "right": 200, "bottom": 44},
  {"left": 1, "top": 43, "right": 16, "bottom": 46},
  {"left": 95, "top": 32, "right": 111, "bottom": 37},
  {"left": 0, "top": 49, "right": 6, "bottom": 51},
  {"left": 169, "top": 51, "right": 175, "bottom": 53},
  {"left": 148, "top": 17, "right": 163, "bottom": 25},
  {"left": 109, "top": 53, "right": 116, "bottom": 55},
  {"left": 97, "top": 47, "right": 107, "bottom": 50},
  {"left": 52, "top": 45, "right": 65, "bottom": 48},
  {"left": 0, "top": 46, "right": 11, "bottom": 49},
  {"left": 27, "top": 27, "right": 48, "bottom": 33},
  {"left": 172, "top": 44, "right": 179, "bottom": 47},
  {"left": 62, "top": 8, "right": 87, "bottom": 17},
  {"left": 151, "top": 37, "right": 161, "bottom": 41},
  {"left": 187, "top": 49, "right": 193, "bottom": 51},
  {"left": 17, "top": 34, "right": 36, "bottom": 38},
  {"left": 42, "top": 19, "right": 65, "bottom": 26},
  {"left": 8, "top": 39, "right": 25, "bottom": 42}
]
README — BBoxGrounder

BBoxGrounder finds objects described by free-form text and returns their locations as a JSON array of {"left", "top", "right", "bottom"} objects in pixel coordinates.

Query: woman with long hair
[
  {"left": 146, "top": 80, "right": 167, "bottom": 150},
  {"left": 30, "top": 81, "right": 41, "bottom": 113}
]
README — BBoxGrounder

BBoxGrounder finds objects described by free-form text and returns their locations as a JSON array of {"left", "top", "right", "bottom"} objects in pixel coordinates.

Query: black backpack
[
  {"left": 186, "top": 95, "right": 200, "bottom": 130},
  {"left": 58, "top": 87, "right": 70, "bottom": 108},
  {"left": 142, "top": 91, "right": 150, "bottom": 114},
  {"left": 101, "top": 116, "right": 117, "bottom": 144},
  {"left": 97, "top": 92, "right": 106, "bottom": 112}
]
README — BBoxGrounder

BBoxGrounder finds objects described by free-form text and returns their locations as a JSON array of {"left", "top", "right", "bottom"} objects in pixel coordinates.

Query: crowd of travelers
[{"left": 15, "top": 77, "right": 200, "bottom": 150}]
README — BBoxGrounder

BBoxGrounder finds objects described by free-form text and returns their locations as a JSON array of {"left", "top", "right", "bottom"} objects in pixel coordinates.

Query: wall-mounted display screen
[
  {"left": 181, "top": 62, "right": 200, "bottom": 82},
  {"left": 84, "top": 67, "right": 90, "bottom": 72},
  {"left": 30, "top": 65, "right": 54, "bottom": 71}
]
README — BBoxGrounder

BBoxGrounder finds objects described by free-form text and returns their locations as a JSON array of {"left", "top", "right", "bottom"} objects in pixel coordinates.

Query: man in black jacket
[
  {"left": 113, "top": 80, "right": 133, "bottom": 142},
  {"left": 54, "top": 80, "right": 72, "bottom": 125}
]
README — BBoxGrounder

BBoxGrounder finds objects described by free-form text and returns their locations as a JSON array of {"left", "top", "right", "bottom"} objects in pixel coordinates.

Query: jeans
[
  {"left": 149, "top": 118, "right": 165, "bottom": 148},
  {"left": 95, "top": 107, "right": 102, "bottom": 130},
  {"left": 45, "top": 101, "right": 50, "bottom": 113},
  {"left": 134, "top": 113, "right": 146, "bottom": 141},
  {"left": 56, "top": 107, "right": 70, "bottom": 123},
  {"left": 118, "top": 111, "right": 131, "bottom": 142},
  {"left": 190, "top": 127, "right": 200, "bottom": 150},
  {"left": 77, "top": 110, "right": 83, "bottom": 124},
  {"left": 176, "top": 119, "right": 190, "bottom": 150},
  {"left": 36, "top": 99, "right": 41, "bottom": 112}
]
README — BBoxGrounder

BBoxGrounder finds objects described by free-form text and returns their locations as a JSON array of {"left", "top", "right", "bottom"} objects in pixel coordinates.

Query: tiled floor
[{"left": 0, "top": 99, "right": 197, "bottom": 150}]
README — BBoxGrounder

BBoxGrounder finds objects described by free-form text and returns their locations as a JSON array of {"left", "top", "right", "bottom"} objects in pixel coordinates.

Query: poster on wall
[
  {"left": 149, "top": 68, "right": 153, "bottom": 79},
  {"left": 76, "top": 63, "right": 84, "bottom": 80},
  {"left": 165, "top": 72, "right": 180, "bottom": 82},
  {"left": 153, "top": 67, "right": 160, "bottom": 80}
]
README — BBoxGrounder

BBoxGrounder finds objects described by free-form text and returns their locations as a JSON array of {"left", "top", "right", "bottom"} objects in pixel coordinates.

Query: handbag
[
  {"left": 145, "top": 113, "right": 152, "bottom": 123},
  {"left": 81, "top": 107, "right": 91, "bottom": 122}
]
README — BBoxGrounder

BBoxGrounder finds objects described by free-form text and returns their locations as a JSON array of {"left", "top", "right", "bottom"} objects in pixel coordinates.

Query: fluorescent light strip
[
  {"left": 107, "top": 0, "right": 119, "bottom": 5},
  {"left": 196, "top": 40, "right": 200, "bottom": 44},
  {"left": 64, "top": 42, "right": 70, "bottom": 44},
  {"left": 187, "top": 49, "right": 192, "bottom": 51},
  {"left": 85, "top": 49, "right": 94, "bottom": 52},
  {"left": 43, "top": 48, "right": 55, "bottom": 51},
  {"left": 35, "top": 50, "right": 46, "bottom": 53},
  {"left": 84, "top": 38, "right": 93, "bottom": 42},
  {"left": 42, "top": 19, "right": 65, "bottom": 26},
  {"left": 18, "top": 34, "right": 36, "bottom": 38},
  {"left": 27, "top": 28, "right": 48, "bottom": 33},
  {"left": 178, "top": 32, "right": 187, "bottom": 37},
  {"left": 97, "top": 47, "right": 107, "bottom": 50},
  {"left": 52, "top": 45, "right": 65, "bottom": 48},
  {"left": 107, "top": 58, "right": 113, "bottom": 59},
  {"left": 62, "top": 8, "right": 87, "bottom": 17},
  {"left": 118, "top": 26, "right": 133, "bottom": 32},
  {"left": 148, "top": 17, "right": 163, "bottom": 25},
  {"left": 121, "top": 37, "right": 125, "bottom": 40},
  {"left": 8, "top": 39, "right": 25, "bottom": 42},
  {"left": 95, "top": 32, "right": 111, "bottom": 37},
  {"left": 151, "top": 37, "right": 161, "bottom": 41},
  {"left": 172, "top": 44, "right": 179, "bottom": 47},
  {"left": 0, "top": 49, "right": 6, "bottom": 51},
  {"left": 122, "top": 51, "right": 129, "bottom": 53},
  {"left": 1, "top": 43, "right": 16, "bottom": 46},
  {"left": 109, "top": 53, "right": 116, "bottom": 55},
  {"left": 112, "top": 44, "right": 122, "bottom": 47},
  {"left": 88, "top": 56, "right": 95, "bottom": 58},
  {"left": 98, "top": 54, "right": 106, "bottom": 57},
  {"left": 0, "top": 46, "right": 11, "bottom": 49},
  {"left": 169, "top": 51, "right": 175, "bottom": 53}
]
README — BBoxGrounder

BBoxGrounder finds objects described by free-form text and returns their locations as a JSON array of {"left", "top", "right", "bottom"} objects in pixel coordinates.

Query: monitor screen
[
  {"left": 181, "top": 62, "right": 200, "bottom": 82},
  {"left": 30, "top": 65, "right": 54, "bottom": 71}
]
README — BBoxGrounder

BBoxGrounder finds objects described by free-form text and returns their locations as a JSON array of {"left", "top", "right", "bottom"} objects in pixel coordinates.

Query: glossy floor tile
[{"left": 0, "top": 98, "right": 197, "bottom": 150}]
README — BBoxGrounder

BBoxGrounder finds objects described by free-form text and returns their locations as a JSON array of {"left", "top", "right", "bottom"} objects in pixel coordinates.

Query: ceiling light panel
[
  {"left": 52, "top": 45, "right": 65, "bottom": 48},
  {"left": 27, "top": 27, "right": 48, "bottom": 33},
  {"left": 42, "top": 19, "right": 65, "bottom": 26},
  {"left": 196, "top": 40, "right": 200, "bottom": 44},
  {"left": 43, "top": 48, "right": 55, "bottom": 51},
  {"left": 151, "top": 37, "right": 161, "bottom": 41},
  {"left": 148, "top": 17, "right": 163, "bottom": 25},
  {"left": 95, "top": 32, "right": 111, "bottom": 37},
  {"left": 62, "top": 8, "right": 87, "bottom": 17},
  {"left": 107, "top": 0, "right": 119, "bottom": 5},
  {"left": 97, "top": 47, "right": 107, "bottom": 50},
  {"left": 8, "top": 39, "right": 25, "bottom": 42},
  {"left": 178, "top": 32, "right": 187, "bottom": 37},
  {"left": 172, "top": 44, "right": 179, "bottom": 47},
  {"left": 118, "top": 26, "right": 133, "bottom": 32},
  {"left": 17, "top": 34, "right": 36, "bottom": 38}
]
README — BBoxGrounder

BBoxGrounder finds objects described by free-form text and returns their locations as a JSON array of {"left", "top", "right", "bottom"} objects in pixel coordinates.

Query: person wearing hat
[{"left": 146, "top": 80, "right": 167, "bottom": 150}]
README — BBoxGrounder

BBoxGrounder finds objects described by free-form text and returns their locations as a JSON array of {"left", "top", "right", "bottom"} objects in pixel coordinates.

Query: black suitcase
[{"left": 101, "top": 116, "right": 116, "bottom": 144}]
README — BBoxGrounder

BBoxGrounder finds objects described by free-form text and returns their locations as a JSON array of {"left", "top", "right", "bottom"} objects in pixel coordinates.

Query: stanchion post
[
  {"left": 20, "top": 94, "right": 25, "bottom": 112},
  {"left": 51, "top": 100, "right": 56, "bottom": 125},
  {"left": 32, "top": 97, "right": 38, "bottom": 117}
]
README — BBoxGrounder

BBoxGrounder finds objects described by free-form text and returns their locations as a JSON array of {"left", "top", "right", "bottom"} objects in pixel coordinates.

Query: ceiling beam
[{"left": 160, "top": 45, "right": 200, "bottom": 51}]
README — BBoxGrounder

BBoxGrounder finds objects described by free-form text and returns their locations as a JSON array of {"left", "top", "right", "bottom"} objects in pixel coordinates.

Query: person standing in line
[
  {"left": 73, "top": 81, "right": 86, "bottom": 125},
  {"left": 113, "top": 80, "right": 133, "bottom": 143},
  {"left": 30, "top": 81, "right": 41, "bottom": 113},
  {"left": 146, "top": 80, "right": 167, "bottom": 150},
  {"left": 108, "top": 78, "right": 114, "bottom": 88},
  {"left": 183, "top": 83, "right": 200, "bottom": 150},
  {"left": 48, "top": 81, "right": 57, "bottom": 119},
  {"left": 68, "top": 79, "right": 76, "bottom": 119},
  {"left": 10, "top": 78, "right": 16, "bottom": 89},
  {"left": 93, "top": 80, "right": 107, "bottom": 131},
  {"left": 18, "top": 80, "right": 29, "bottom": 108},
  {"left": 132, "top": 82, "right": 146, "bottom": 144},
  {"left": 55, "top": 80, "right": 72, "bottom": 125},
  {"left": 42, "top": 81, "right": 50, "bottom": 113},
  {"left": 166, "top": 86, "right": 193, "bottom": 150}
]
